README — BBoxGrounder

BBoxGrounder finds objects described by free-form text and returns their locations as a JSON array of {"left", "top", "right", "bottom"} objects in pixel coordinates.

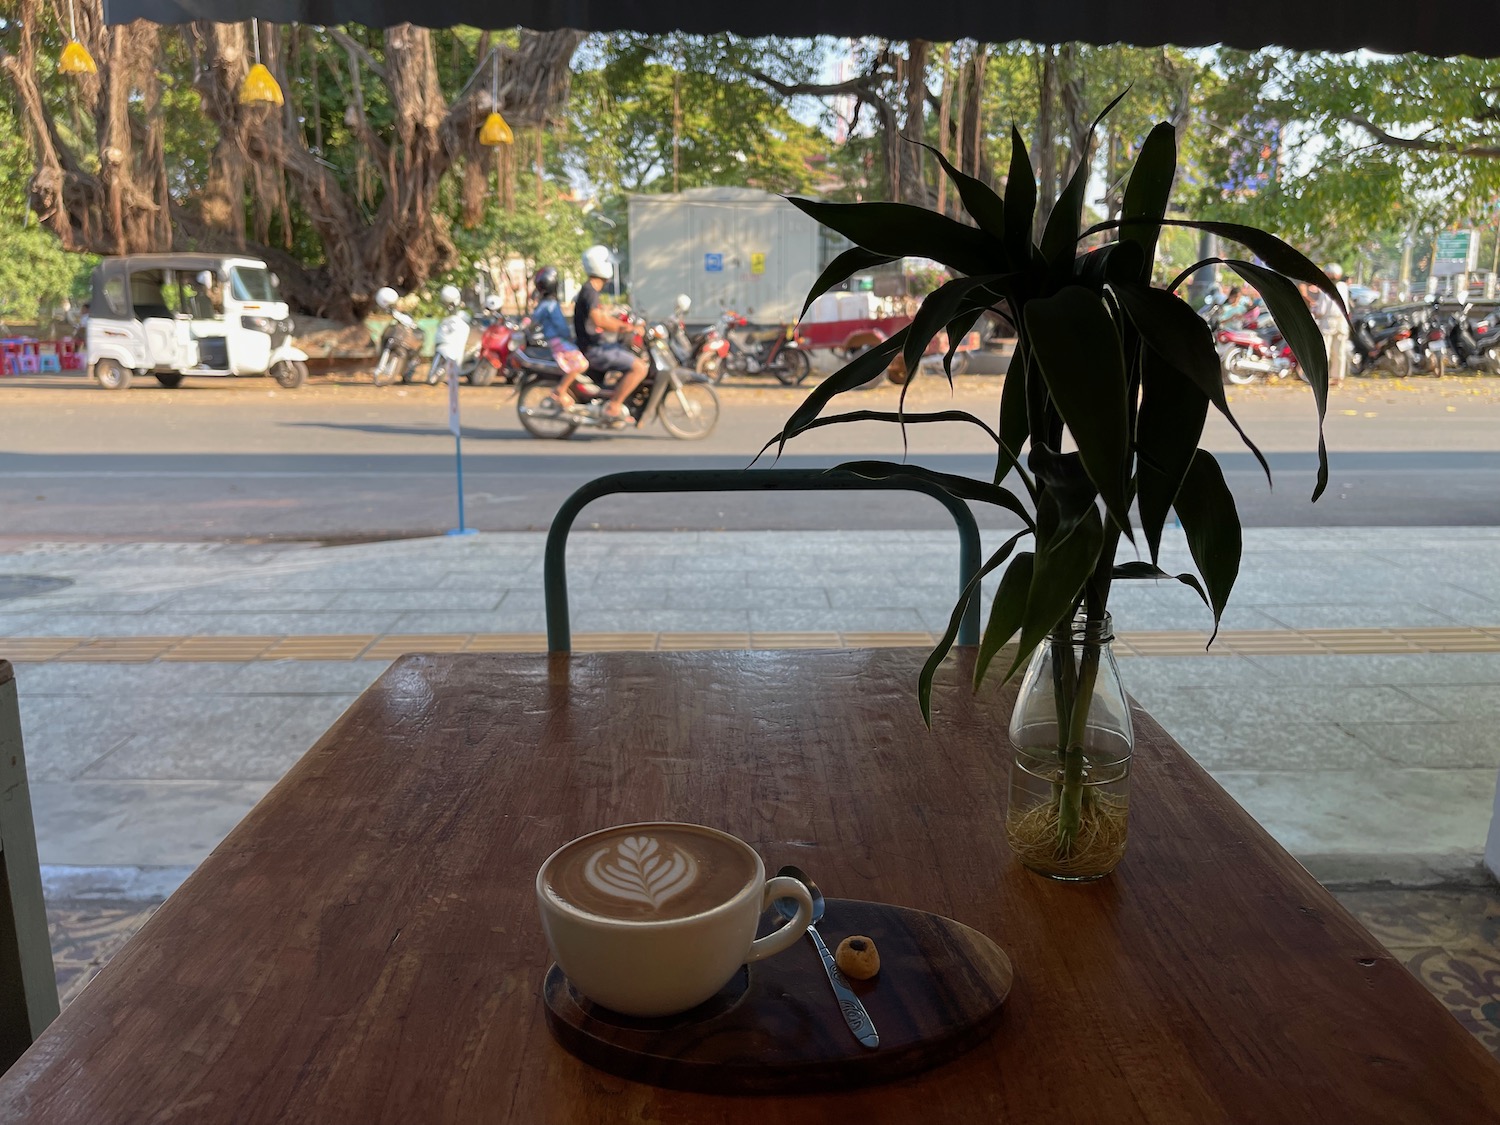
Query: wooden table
[{"left": 3, "top": 649, "right": 1497, "bottom": 1123}]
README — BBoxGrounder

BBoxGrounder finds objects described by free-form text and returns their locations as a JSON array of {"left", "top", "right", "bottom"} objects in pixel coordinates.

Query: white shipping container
[{"left": 627, "top": 187, "right": 823, "bottom": 323}]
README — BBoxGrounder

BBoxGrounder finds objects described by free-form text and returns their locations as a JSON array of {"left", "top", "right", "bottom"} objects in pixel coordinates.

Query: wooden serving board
[{"left": 542, "top": 898, "right": 1014, "bottom": 1094}]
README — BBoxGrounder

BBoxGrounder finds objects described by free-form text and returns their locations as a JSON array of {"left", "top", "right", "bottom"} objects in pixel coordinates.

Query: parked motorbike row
[
  {"left": 1204, "top": 293, "right": 1500, "bottom": 385},
  {"left": 369, "top": 285, "right": 721, "bottom": 441},
  {"left": 666, "top": 301, "right": 812, "bottom": 386}
]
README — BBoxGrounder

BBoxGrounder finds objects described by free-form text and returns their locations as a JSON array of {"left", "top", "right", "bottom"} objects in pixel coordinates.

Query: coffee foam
[{"left": 544, "top": 825, "right": 755, "bottom": 922}]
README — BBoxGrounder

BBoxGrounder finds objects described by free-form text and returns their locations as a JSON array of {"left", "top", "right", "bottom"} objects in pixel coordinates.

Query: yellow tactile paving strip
[{"left": 5, "top": 626, "right": 1500, "bottom": 663}]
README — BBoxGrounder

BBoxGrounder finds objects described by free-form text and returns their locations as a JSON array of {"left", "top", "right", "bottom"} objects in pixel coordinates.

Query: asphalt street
[{"left": 3, "top": 372, "right": 1499, "bottom": 538}]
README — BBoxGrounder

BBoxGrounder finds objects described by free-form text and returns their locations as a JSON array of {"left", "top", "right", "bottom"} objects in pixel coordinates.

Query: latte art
[
  {"left": 543, "top": 823, "right": 758, "bottom": 922},
  {"left": 584, "top": 835, "right": 699, "bottom": 909}
]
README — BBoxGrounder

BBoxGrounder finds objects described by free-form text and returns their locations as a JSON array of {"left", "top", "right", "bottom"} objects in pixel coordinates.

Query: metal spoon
[{"left": 774, "top": 864, "right": 879, "bottom": 1049}]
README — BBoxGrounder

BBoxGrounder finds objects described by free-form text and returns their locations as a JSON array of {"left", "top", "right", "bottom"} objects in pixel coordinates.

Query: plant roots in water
[{"left": 1006, "top": 794, "right": 1129, "bottom": 881}]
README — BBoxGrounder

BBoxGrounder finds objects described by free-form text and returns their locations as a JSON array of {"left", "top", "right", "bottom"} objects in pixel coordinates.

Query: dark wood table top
[{"left": 3, "top": 649, "right": 1497, "bottom": 1123}]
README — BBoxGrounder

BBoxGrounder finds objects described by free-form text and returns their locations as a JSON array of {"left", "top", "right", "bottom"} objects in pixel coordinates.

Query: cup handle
[{"left": 747, "top": 875, "right": 813, "bottom": 963}]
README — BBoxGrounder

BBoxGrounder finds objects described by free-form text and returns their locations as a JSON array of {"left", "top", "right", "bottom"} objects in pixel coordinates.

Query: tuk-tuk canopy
[
  {"left": 100, "top": 0, "right": 1495, "bottom": 58},
  {"left": 90, "top": 254, "right": 269, "bottom": 320}
]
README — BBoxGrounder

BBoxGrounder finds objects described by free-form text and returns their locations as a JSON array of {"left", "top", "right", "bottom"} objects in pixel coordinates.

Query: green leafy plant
[{"left": 771, "top": 96, "right": 1341, "bottom": 867}]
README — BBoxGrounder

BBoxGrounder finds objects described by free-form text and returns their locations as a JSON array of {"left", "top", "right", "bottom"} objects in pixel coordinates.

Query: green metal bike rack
[{"left": 544, "top": 469, "right": 983, "bottom": 653}]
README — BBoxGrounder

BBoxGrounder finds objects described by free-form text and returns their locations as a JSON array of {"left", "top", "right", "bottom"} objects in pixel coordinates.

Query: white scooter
[{"left": 425, "top": 285, "right": 472, "bottom": 385}]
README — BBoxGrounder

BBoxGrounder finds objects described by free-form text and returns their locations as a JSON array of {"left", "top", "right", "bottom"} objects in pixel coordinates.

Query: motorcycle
[
  {"left": 1447, "top": 303, "right": 1500, "bottom": 374},
  {"left": 1407, "top": 300, "right": 1448, "bottom": 376},
  {"left": 666, "top": 306, "right": 730, "bottom": 377},
  {"left": 1351, "top": 309, "right": 1415, "bottom": 377},
  {"left": 372, "top": 307, "right": 424, "bottom": 387},
  {"left": 423, "top": 293, "right": 473, "bottom": 386},
  {"left": 1216, "top": 321, "right": 1287, "bottom": 385},
  {"left": 516, "top": 314, "right": 721, "bottom": 441},
  {"left": 1205, "top": 298, "right": 1300, "bottom": 384},
  {"left": 710, "top": 310, "right": 811, "bottom": 386},
  {"left": 467, "top": 311, "right": 557, "bottom": 386}
]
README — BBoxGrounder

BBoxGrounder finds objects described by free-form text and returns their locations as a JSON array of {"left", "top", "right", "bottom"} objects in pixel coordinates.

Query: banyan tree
[{"left": 0, "top": 3, "right": 583, "bottom": 316}]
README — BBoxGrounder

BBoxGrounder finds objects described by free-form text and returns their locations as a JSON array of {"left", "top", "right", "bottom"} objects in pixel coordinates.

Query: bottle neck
[{"left": 1048, "top": 611, "right": 1114, "bottom": 647}]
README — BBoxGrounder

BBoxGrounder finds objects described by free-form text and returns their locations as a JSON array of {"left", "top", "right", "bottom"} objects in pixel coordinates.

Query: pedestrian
[{"left": 1312, "top": 263, "right": 1351, "bottom": 387}]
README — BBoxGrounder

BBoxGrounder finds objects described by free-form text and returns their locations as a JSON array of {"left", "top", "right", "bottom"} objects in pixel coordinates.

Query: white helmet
[
  {"left": 484, "top": 294, "right": 503, "bottom": 313},
  {"left": 374, "top": 286, "right": 399, "bottom": 311},
  {"left": 1325, "top": 263, "right": 1345, "bottom": 280},
  {"left": 582, "top": 244, "right": 614, "bottom": 280},
  {"left": 440, "top": 284, "right": 462, "bottom": 308},
  {"left": 674, "top": 294, "right": 692, "bottom": 316}
]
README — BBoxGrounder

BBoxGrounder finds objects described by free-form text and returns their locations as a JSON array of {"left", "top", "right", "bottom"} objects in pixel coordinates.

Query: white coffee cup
[{"left": 535, "top": 822, "right": 815, "bottom": 1017}]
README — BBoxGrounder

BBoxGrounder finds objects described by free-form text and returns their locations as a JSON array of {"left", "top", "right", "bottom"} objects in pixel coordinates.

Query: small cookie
[{"left": 834, "top": 935, "right": 880, "bottom": 980}]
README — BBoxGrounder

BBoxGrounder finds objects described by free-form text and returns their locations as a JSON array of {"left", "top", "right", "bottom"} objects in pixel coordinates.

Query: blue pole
[{"left": 446, "top": 361, "right": 477, "bottom": 537}]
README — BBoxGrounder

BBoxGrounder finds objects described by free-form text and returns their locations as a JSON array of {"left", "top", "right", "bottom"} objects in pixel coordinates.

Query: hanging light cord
[
  {"left": 67, "top": 0, "right": 78, "bottom": 39},
  {"left": 252, "top": 17, "right": 262, "bottom": 65}
]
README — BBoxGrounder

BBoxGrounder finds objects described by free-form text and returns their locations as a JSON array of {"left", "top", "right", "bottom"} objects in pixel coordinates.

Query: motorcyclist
[
  {"left": 573, "top": 244, "right": 648, "bottom": 422},
  {"left": 531, "top": 265, "right": 588, "bottom": 409},
  {"left": 531, "top": 266, "right": 571, "bottom": 343}
]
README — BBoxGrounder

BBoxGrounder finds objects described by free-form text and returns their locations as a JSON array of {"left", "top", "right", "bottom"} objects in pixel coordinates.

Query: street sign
[
  {"left": 750, "top": 252, "right": 766, "bottom": 275},
  {"left": 704, "top": 253, "right": 723, "bottom": 272},
  {"left": 1433, "top": 230, "right": 1479, "bottom": 277}
]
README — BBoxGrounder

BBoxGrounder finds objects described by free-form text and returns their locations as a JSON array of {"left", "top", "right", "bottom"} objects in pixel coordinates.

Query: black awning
[{"left": 100, "top": 0, "right": 1491, "bottom": 58}]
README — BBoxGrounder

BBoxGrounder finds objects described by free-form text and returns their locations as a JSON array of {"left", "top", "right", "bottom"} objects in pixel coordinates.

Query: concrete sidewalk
[{"left": 3, "top": 527, "right": 1500, "bottom": 892}]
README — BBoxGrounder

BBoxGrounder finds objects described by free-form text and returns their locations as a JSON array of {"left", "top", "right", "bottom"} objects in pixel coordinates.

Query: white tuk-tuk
[{"left": 85, "top": 253, "right": 309, "bottom": 390}]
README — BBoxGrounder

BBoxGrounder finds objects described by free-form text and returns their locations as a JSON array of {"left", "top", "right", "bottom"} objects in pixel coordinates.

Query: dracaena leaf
[
  {"left": 1135, "top": 348, "right": 1209, "bottom": 563},
  {"left": 1085, "top": 217, "right": 1346, "bottom": 320},
  {"left": 786, "top": 198, "right": 1000, "bottom": 277},
  {"left": 902, "top": 275, "right": 1004, "bottom": 385},
  {"left": 1173, "top": 450, "right": 1242, "bottom": 639},
  {"left": 1223, "top": 258, "right": 1331, "bottom": 501},
  {"left": 919, "top": 532, "right": 1027, "bottom": 726},
  {"left": 751, "top": 409, "right": 1001, "bottom": 467},
  {"left": 835, "top": 460, "right": 1033, "bottom": 526},
  {"left": 1004, "top": 126, "right": 1036, "bottom": 268},
  {"left": 974, "top": 550, "right": 1034, "bottom": 687},
  {"left": 1041, "top": 90, "right": 1127, "bottom": 283},
  {"left": 1003, "top": 502, "right": 1105, "bottom": 683},
  {"left": 1111, "top": 562, "right": 1210, "bottom": 609},
  {"left": 798, "top": 247, "right": 899, "bottom": 321},
  {"left": 943, "top": 306, "right": 984, "bottom": 382},
  {"left": 1110, "top": 282, "right": 1272, "bottom": 488},
  {"left": 770, "top": 328, "right": 907, "bottom": 455},
  {"left": 914, "top": 140, "right": 1006, "bottom": 242},
  {"left": 1022, "top": 286, "right": 1134, "bottom": 538},
  {"left": 1116, "top": 122, "right": 1177, "bottom": 278}
]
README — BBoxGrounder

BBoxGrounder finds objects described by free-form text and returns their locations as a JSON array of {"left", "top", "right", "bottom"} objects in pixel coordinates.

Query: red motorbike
[{"left": 465, "top": 314, "right": 559, "bottom": 386}]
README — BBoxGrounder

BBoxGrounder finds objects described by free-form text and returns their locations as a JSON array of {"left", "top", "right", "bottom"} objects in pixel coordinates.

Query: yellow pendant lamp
[
  {"left": 478, "top": 50, "right": 512, "bottom": 146},
  {"left": 479, "top": 112, "right": 513, "bottom": 147},
  {"left": 58, "top": 0, "right": 95, "bottom": 75},
  {"left": 238, "top": 20, "right": 284, "bottom": 106},
  {"left": 59, "top": 40, "right": 96, "bottom": 75}
]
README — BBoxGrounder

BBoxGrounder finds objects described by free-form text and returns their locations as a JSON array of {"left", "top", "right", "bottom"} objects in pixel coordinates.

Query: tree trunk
[
  {"left": 1034, "top": 46, "right": 1058, "bottom": 239},
  {"left": 1, "top": 6, "right": 583, "bottom": 318},
  {"left": 903, "top": 40, "right": 929, "bottom": 207},
  {"left": 936, "top": 43, "right": 953, "bottom": 217}
]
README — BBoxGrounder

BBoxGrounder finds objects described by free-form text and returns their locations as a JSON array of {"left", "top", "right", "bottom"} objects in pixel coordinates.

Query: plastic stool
[
  {"left": 17, "top": 355, "right": 39, "bottom": 373},
  {"left": 38, "top": 354, "right": 60, "bottom": 373}
]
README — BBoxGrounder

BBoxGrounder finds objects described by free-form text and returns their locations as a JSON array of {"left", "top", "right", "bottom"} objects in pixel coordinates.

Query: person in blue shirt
[
  {"left": 531, "top": 266, "right": 571, "bottom": 342},
  {"left": 530, "top": 265, "right": 591, "bottom": 410}
]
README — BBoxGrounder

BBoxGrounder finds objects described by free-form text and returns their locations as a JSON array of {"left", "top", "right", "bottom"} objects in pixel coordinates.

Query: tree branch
[
  {"left": 325, "top": 27, "right": 388, "bottom": 87},
  {"left": 743, "top": 67, "right": 884, "bottom": 108},
  {"left": 1345, "top": 114, "right": 1500, "bottom": 159}
]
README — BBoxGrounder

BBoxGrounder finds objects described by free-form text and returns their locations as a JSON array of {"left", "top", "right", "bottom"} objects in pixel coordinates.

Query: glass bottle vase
[{"left": 1005, "top": 611, "right": 1133, "bottom": 881}]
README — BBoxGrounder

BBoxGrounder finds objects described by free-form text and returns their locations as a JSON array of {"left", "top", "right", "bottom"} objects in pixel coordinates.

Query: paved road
[{"left": 3, "top": 373, "right": 1499, "bottom": 537}]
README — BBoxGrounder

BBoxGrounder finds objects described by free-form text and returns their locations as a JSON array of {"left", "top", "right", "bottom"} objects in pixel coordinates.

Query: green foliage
[
  {"left": 0, "top": 97, "right": 94, "bottom": 325},
  {"left": 1196, "top": 50, "right": 1500, "bottom": 258},
  {"left": 773, "top": 99, "right": 1335, "bottom": 721},
  {"left": 566, "top": 35, "right": 827, "bottom": 196},
  {"left": 0, "top": 224, "right": 95, "bottom": 326}
]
